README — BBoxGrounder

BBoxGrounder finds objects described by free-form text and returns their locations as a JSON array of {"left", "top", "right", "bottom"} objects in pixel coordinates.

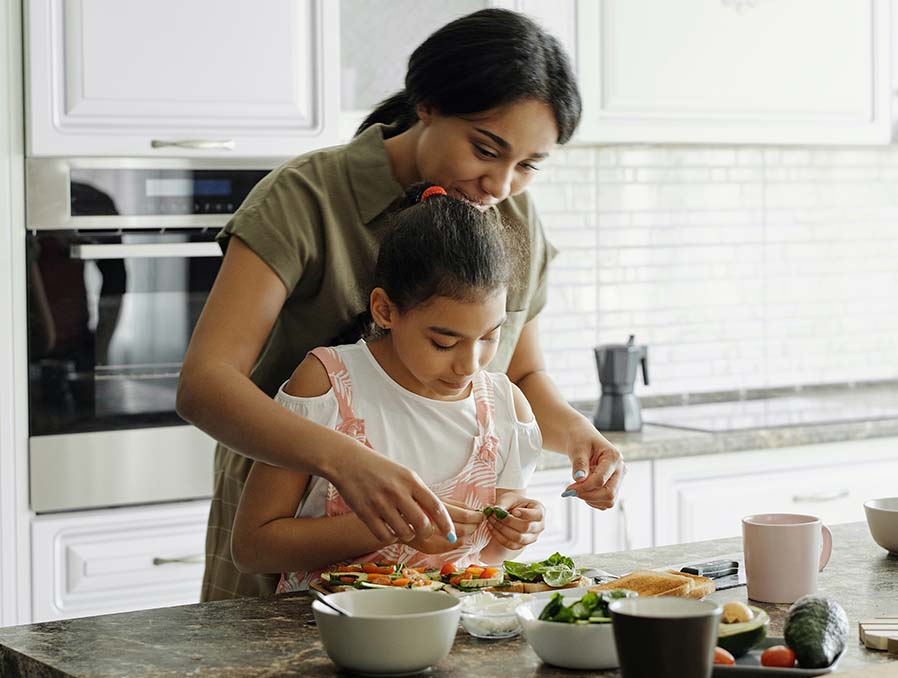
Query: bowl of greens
[{"left": 515, "top": 589, "right": 636, "bottom": 670}]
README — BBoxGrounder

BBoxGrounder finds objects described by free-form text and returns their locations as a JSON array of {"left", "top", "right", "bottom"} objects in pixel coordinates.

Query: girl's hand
[
  {"left": 485, "top": 493, "right": 545, "bottom": 551},
  {"left": 328, "top": 447, "right": 456, "bottom": 544},
  {"left": 562, "top": 421, "right": 627, "bottom": 510},
  {"left": 404, "top": 499, "right": 484, "bottom": 554}
]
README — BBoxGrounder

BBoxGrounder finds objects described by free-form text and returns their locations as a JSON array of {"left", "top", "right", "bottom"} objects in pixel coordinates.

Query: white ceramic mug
[{"left": 742, "top": 513, "right": 833, "bottom": 604}]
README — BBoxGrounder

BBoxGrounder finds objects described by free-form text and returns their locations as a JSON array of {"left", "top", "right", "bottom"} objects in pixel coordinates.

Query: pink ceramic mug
[{"left": 742, "top": 513, "right": 833, "bottom": 604}]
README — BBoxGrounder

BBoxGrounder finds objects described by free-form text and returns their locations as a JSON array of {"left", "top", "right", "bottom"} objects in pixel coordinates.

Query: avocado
[
  {"left": 783, "top": 595, "right": 849, "bottom": 668},
  {"left": 717, "top": 606, "right": 769, "bottom": 658}
]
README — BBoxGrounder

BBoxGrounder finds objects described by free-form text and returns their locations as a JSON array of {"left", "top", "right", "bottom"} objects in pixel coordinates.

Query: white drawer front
[
  {"left": 33, "top": 501, "right": 209, "bottom": 622},
  {"left": 519, "top": 468, "right": 592, "bottom": 562}
]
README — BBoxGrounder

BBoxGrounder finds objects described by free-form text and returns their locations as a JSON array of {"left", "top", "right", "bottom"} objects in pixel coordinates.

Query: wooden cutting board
[{"left": 860, "top": 617, "right": 898, "bottom": 652}]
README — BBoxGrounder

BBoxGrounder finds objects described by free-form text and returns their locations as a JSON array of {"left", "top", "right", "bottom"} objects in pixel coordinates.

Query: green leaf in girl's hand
[
  {"left": 482, "top": 506, "right": 508, "bottom": 519},
  {"left": 483, "top": 506, "right": 494, "bottom": 518}
]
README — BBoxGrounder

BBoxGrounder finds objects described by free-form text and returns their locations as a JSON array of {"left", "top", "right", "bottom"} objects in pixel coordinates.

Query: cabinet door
[
  {"left": 654, "top": 438, "right": 898, "bottom": 546},
  {"left": 31, "top": 501, "right": 209, "bottom": 622},
  {"left": 518, "top": 467, "right": 593, "bottom": 561},
  {"left": 576, "top": 0, "right": 891, "bottom": 145},
  {"left": 27, "top": 0, "right": 339, "bottom": 156},
  {"left": 592, "top": 459, "right": 653, "bottom": 554}
]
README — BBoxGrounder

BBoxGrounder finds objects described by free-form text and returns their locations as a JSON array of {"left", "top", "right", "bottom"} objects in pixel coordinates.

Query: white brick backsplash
[{"left": 537, "top": 144, "right": 898, "bottom": 400}]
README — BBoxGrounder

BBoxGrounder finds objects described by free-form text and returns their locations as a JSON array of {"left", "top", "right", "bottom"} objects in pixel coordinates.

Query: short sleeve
[
  {"left": 274, "top": 381, "right": 340, "bottom": 430},
  {"left": 217, "top": 161, "right": 322, "bottom": 294}
]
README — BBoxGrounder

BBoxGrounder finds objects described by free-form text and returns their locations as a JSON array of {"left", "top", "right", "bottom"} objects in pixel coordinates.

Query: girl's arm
[
  {"left": 231, "top": 460, "right": 394, "bottom": 574},
  {"left": 506, "top": 318, "right": 627, "bottom": 510},
  {"left": 176, "top": 237, "right": 453, "bottom": 543}
]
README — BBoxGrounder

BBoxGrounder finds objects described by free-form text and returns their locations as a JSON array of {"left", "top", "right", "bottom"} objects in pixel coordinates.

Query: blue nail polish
[
  {"left": 447, "top": 531, "right": 457, "bottom": 544},
  {"left": 573, "top": 470, "right": 587, "bottom": 480},
  {"left": 561, "top": 489, "right": 577, "bottom": 498}
]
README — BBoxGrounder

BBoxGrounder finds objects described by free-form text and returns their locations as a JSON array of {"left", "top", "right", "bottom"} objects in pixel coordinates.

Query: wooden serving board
[{"left": 860, "top": 617, "right": 898, "bottom": 652}]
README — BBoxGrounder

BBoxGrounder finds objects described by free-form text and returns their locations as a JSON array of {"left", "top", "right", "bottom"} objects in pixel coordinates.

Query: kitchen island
[{"left": 1, "top": 522, "right": 895, "bottom": 677}]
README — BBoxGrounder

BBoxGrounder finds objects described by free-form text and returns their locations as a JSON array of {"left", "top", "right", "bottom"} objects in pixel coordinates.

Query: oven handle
[{"left": 70, "top": 242, "right": 222, "bottom": 260}]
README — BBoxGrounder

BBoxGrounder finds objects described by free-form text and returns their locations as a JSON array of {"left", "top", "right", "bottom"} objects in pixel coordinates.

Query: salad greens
[
  {"left": 503, "top": 552, "right": 579, "bottom": 586},
  {"left": 482, "top": 506, "right": 509, "bottom": 520},
  {"left": 538, "top": 590, "right": 637, "bottom": 624}
]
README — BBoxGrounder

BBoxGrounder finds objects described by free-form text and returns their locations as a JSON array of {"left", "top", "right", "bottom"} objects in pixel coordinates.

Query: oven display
[{"left": 70, "top": 169, "right": 267, "bottom": 217}]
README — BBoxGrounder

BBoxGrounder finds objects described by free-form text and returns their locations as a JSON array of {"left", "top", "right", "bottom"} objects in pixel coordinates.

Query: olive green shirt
[{"left": 201, "top": 123, "right": 557, "bottom": 601}]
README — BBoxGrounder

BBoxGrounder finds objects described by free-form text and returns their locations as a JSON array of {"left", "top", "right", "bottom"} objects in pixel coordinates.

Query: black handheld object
[{"left": 680, "top": 559, "right": 740, "bottom": 578}]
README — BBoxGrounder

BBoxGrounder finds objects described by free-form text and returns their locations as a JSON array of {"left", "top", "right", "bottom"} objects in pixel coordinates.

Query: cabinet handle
[
  {"left": 792, "top": 489, "right": 850, "bottom": 503},
  {"left": 153, "top": 554, "right": 205, "bottom": 566},
  {"left": 150, "top": 139, "right": 236, "bottom": 150},
  {"left": 619, "top": 498, "right": 632, "bottom": 551}
]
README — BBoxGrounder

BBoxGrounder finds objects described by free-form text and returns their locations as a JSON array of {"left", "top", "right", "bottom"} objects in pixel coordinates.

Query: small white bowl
[
  {"left": 312, "top": 589, "right": 460, "bottom": 674},
  {"left": 865, "top": 497, "right": 898, "bottom": 555},
  {"left": 515, "top": 597, "right": 619, "bottom": 670}
]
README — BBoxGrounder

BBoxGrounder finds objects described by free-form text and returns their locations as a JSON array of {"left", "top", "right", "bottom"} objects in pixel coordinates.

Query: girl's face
[
  {"left": 371, "top": 289, "right": 508, "bottom": 401},
  {"left": 414, "top": 99, "right": 558, "bottom": 210}
]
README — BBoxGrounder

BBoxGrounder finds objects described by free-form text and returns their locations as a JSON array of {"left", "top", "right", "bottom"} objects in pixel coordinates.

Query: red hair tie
[{"left": 420, "top": 185, "right": 447, "bottom": 202}]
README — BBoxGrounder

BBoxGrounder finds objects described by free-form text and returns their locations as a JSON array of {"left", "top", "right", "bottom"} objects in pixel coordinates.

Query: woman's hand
[
  {"left": 562, "top": 421, "right": 627, "bottom": 510},
  {"left": 402, "top": 499, "right": 485, "bottom": 554},
  {"left": 485, "top": 492, "right": 546, "bottom": 551},
  {"left": 327, "top": 448, "right": 456, "bottom": 545}
]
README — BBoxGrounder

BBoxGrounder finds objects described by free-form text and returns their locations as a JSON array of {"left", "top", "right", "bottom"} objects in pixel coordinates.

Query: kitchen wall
[{"left": 531, "top": 145, "right": 898, "bottom": 401}]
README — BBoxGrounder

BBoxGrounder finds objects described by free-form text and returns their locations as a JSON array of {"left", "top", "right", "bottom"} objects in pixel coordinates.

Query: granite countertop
[
  {"left": 538, "top": 380, "right": 898, "bottom": 471},
  {"left": 1, "top": 522, "right": 894, "bottom": 677}
]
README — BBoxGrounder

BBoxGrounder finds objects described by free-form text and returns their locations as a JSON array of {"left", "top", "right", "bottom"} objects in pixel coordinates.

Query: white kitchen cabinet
[
  {"left": 518, "top": 467, "right": 593, "bottom": 561},
  {"left": 653, "top": 437, "right": 898, "bottom": 547},
  {"left": 26, "top": 0, "right": 339, "bottom": 157},
  {"left": 591, "top": 459, "right": 653, "bottom": 554},
  {"left": 575, "top": 0, "right": 892, "bottom": 145},
  {"left": 338, "top": 0, "right": 577, "bottom": 140},
  {"left": 520, "top": 459, "right": 653, "bottom": 562},
  {"left": 31, "top": 500, "right": 209, "bottom": 623}
]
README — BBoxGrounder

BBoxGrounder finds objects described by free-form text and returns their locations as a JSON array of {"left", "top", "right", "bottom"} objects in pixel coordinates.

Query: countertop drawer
[{"left": 32, "top": 500, "right": 209, "bottom": 622}]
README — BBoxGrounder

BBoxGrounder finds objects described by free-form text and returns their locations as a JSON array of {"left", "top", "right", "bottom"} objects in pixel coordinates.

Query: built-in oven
[{"left": 25, "top": 158, "right": 274, "bottom": 512}]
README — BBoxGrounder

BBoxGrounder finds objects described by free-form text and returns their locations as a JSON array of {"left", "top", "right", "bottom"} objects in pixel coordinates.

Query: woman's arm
[
  {"left": 506, "top": 318, "right": 626, "bottom": 510},
  {"left": 176, "top": 237, "right": 453, "bottom": 542}
]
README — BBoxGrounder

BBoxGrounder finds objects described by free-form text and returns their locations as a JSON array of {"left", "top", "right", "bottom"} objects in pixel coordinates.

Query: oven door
[{"left": 27, "top": 229, "right": 220, "bottom": 512}]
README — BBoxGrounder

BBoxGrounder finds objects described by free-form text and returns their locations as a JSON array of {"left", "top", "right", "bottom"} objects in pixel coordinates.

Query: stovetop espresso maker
[{"left": 593, "top": 335, "right": 649, "bottom": 432}]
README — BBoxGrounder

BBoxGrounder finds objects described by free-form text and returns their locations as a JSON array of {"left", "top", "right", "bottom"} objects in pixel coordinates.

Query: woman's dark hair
[
  {"left": 356, "top": 8, "right": 581, "bottom": 144},
  {"left": 343, "top": 183, "right": 520, "bottom": 343}
]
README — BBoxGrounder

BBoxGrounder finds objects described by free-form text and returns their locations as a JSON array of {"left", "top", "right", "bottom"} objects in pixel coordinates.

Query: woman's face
[
  {"left": 414, "top": 99, "right": 558, "bottom": 210},
  {"left": 372, "top": 289, "right": 507, "bottom": 401}
]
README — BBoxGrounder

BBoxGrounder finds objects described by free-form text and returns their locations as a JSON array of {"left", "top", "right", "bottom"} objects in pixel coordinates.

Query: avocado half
[{"left": 717, "top": 606, "right": 770, "bottom": 658}]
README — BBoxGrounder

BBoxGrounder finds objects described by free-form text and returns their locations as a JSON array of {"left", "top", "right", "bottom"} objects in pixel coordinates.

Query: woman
[{"left": 177, "top": 8, "right": 626, "bottom": 602}]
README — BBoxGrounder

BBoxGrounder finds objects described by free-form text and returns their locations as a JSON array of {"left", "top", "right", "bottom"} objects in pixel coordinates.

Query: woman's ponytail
[{"left": 355, "top": 90, "right": 418, "bottom": 137}]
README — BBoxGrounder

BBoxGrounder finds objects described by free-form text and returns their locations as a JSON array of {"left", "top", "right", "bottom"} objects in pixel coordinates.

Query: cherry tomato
[
  {"left": 713, "top": 647, "right": 736, "bottom": 665},
  {"left": 448, "top": 575, "right": 463, "bottom": 586},
  {"left": 481, "top": 567, "right": 500, "bottom": 579},
  {"left": 761, "top": 646, "right": 796, "bottom": 668},
  {"left": 440, "top": 563, "right": 457, "bottom": 576}
]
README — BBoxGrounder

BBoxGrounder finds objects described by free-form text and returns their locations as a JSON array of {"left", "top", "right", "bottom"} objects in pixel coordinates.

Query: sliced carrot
[
  {"left": 440, "top": 563, "right": 457, "bottom": 576},
  {"left": 449, "top": 575, "right": 463, "bottom": 586},
  {"left": 481, "top": 567, "right": 500, "bottom": 579},
  {"left": 369, "top": 575, "right": 392, "bottom": 586},
  {"left": 339, "top": 576, "right": 356, "bottom": 583},
  {"left": 337, "top": 564, "right": 363, "bottom": 572},
  {"left": 465, "top": 566, "right": 485, "bottom": 576},
  {"left": 362, "top": 562, "right": 379, "bottom": 573},
  {"left": 392, "top": 578, "right": 411, "bottom": 587},
  {"left": 373, "top": 565, "right": 394, "bottom": 575}
]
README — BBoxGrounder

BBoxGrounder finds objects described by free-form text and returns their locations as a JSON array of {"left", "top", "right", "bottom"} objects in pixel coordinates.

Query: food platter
[{"left": 712, "top": 637, "right": 843, "bottom": 677}]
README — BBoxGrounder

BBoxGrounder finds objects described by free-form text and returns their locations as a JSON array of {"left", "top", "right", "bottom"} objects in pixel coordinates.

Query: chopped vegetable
[
  {"left": 761, "top": 645, "right": 796, "bottom": 668},
  {"left": 721, "top": 601, "right": 754, "bottom": 624},
  {"left": 440, "top": 563, "right": 457, "bottom": 576},
  {"left": 503, "top": 552, "right": 580, "bottom": 585},
  {"left": 537, "top": 590, "right": 636, "bottom": 624},
  {"left": 713, "top": 647, "right": 736, "bottom": 665}
]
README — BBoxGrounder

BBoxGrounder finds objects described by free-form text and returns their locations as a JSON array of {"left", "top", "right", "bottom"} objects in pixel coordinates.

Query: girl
[
  {"left": 178, "top": 8, "right": 625, "bottom": 602},
  {"left": 231, "top": 185, "right": 545, "bottom": 588}
]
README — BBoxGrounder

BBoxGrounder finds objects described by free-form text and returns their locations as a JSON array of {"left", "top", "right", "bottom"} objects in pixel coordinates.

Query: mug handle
[{"left": 818, "top": 524, "right": 833, "bottom": 572}]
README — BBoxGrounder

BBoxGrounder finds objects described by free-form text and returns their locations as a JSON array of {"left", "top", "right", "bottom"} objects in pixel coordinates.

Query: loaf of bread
[{"left": 589, "top": 569, "right": 715, "bottom": 599}]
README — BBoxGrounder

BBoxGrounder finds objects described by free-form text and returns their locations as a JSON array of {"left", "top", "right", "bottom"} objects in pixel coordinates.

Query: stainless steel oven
[{"left": 26, "top": 158, "right": 274, "bottom": 512}]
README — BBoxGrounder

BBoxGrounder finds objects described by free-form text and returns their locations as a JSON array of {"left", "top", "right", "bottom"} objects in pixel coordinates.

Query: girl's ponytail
[{"left": 355, "top": 90, "right": 418, "bottom": 137}]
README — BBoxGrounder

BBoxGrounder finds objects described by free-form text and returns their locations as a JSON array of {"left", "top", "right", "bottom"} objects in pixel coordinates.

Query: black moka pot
[{"left": 593, "top": 335, "right": 649, "bottom": 432}]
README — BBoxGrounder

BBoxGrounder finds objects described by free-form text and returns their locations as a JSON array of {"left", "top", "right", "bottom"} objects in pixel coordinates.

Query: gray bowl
[{"left": 865, "top": 497, "right": 898, "bottom": 555}]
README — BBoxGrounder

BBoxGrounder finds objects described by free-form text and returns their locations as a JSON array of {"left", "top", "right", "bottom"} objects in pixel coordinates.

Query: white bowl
[
  {"left": 515, "top": 597, "right": 619, "bottom": 670},
  {"left": 312, "top": 589, "right": 460, "bottom": 674},
  {"left": 865, "top": 497, "right": 898, "bottom": 555}
]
